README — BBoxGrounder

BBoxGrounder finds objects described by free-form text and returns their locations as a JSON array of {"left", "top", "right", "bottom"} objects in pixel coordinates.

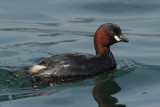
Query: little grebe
[{"left": 27, "top": 23, "right": 129, "bottom": 86}]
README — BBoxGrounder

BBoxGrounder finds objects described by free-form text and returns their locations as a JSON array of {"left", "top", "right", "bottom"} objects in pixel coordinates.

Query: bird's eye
[{"left": 110, "top": 32, "right": 114, "bottom": 35}]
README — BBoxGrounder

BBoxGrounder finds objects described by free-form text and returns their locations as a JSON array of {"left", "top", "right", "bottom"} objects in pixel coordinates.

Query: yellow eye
[{"left": 114, "top": 35, "right": 121, "bottom": 41}]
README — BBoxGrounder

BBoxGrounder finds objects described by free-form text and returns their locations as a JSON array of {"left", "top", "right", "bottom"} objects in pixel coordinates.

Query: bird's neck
[
  {"left": 94, "top": 27, "right": 113, "bottom": 57},
  {"left": 96, "top": 46, "right": 110, "bottom": 57}
]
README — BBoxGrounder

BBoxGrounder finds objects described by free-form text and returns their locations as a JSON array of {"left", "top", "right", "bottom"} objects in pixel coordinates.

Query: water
[{"left": 0, "top": 0, "right": 160, "bottom": 107}]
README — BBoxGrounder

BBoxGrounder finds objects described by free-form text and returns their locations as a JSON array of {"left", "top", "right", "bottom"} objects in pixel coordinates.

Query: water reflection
[{"left": 93, "top": 79, "right": 126, "bottom": 107}]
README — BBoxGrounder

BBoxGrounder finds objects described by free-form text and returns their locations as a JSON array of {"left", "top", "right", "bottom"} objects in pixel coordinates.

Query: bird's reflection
[{"left": 92, "top": 75, "right": 126, "bottom": 107}]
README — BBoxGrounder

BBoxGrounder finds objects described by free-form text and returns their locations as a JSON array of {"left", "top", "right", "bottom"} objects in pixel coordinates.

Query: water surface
[{"left": 0, "top": 0, "right": 160, "bottom": 107}]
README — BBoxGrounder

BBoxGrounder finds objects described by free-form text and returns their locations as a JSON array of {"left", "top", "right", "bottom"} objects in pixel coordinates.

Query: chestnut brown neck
[{"left": 94, "top": 27, "right": 113, "bottom": 57}]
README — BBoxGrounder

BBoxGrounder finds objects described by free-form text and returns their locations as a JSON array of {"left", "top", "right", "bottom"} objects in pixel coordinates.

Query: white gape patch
[
  {"left": 29, "top": 65, "right": 46, "bottom": 73},
  {"left": 114, "top": 35, "right": 121, "bottom": 41}
]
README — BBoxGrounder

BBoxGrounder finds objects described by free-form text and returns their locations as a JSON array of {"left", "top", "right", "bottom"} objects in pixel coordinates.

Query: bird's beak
[
  {"left": 114, "top": 35, "right": 129, "bottom": 42},
  {"left": 120, "top": 35, "right": 129, "bottom": 42}
]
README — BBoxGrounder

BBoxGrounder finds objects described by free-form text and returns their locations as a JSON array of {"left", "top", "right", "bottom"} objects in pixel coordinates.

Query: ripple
[
  {"left": 124, "top": 32, "right": 160, "bottom": 37},
  {"left": 0, "top": 27, "right": 93, "bottom": 37},
  {"left": 136, "top": 62, "right": 160, "bottom": 73},
  {"left": 37, "top": 22, "right": 60, "bottom": 27},
  {"left": 37, "top": 33, "right": 61, "bottom": 37},
  {"left": 0, "top": 50, "right": 19, "bottom": 57},
  {"left": 69, "top": 18, "right": 94, "bottom": 23},
  {"left": 114, "top": 59, "right": 137, "bottom": 77},
  {"left": 0, "top": 28, "right": 52, "bottom": 33},
  {"left": 1, "top": 39, "right": 78, "bottom": 49},
  {"left": 81, "top": 1, "right": 160, "bottom": 14},
  {"left": 0, "top": 68, "right": 30, "bottom": 89},
  {"left": 0, "top": 21, "right": 60, "bottom": 27}
]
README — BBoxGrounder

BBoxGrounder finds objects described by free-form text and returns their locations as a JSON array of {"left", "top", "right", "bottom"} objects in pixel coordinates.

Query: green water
[{"left": 0, "top": 0, "right": 160, "bottom": 107}]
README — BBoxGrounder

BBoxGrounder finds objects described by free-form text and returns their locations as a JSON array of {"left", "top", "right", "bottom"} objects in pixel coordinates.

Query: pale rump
[{"left": 29, "top": 65, "right": 46, "bottom": 73}]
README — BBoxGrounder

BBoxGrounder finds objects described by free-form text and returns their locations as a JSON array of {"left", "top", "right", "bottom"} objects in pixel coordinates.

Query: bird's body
[
  {"left": 27, "top": 23, "right": 129, "bottom": 86},
  {"left": 29, "top": 52, "right": 116, "bottom": 85}
]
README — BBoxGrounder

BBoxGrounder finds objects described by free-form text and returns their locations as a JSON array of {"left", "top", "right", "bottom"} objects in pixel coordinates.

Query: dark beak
[{"left": 120, "top": 35, "right": 129, "bottom": 42}]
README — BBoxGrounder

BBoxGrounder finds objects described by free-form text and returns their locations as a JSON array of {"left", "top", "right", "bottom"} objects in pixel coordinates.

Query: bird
[{"left": 27, "top": 23, "right": 129, "bottom": 86}]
